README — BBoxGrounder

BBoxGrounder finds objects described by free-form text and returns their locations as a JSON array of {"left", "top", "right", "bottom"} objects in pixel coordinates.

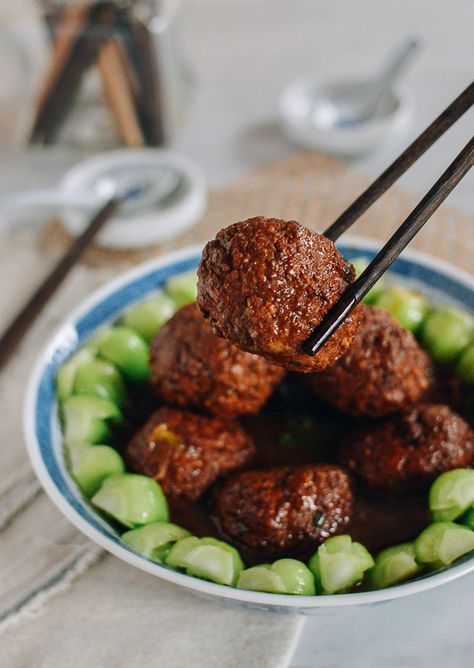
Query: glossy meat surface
[
  {"left": 215, "top": 464, "right": 353, "bottom": 551},
  {"left": 305, "top": 306, "right": 434, "bottom": 416},
  {"left": 197, "top": 217, "right": 362, "bottom": 372},
  {"left": 339, "top": 403, "right": 474, "bottom": 491},
  {"left": 150, "top": 304, "right": 284, "bottom": 418},
  {"left": 125, "top": 407, "right": 255, "bottom": 502}
]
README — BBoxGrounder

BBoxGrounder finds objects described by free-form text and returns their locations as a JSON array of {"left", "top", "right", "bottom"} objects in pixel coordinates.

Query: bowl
[
  {"left": 278, "top": 76, "right": 413, "bottom": 157},
  {"left": 24, "top": 238, "right": 474, "bottom": 613}
]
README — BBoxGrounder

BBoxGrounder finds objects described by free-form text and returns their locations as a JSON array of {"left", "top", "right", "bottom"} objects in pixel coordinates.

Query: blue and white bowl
[{"left": 24, "top": 239, "right": 474, "bottom": 613}]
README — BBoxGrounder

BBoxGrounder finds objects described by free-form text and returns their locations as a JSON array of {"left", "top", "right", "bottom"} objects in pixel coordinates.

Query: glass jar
[{"left": 2, "top": 0, "right": 192, "bottom": 151}]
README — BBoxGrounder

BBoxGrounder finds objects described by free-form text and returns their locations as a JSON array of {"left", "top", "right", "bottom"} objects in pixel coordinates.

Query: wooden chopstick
[
  {"left": 34, "top": 2, "right": 88, "bottom": 116},
  {"left": 303, "top": 135, "right": 474, "bottom": 356},
  {"left": 97, "top": 38, "right": 145, "bottom": 147},
  {"left": 324, "top": 81, "right": 474, "bottom": 241},
  {"left": 0, "top": 198, "right": 120, "bottom": 372},
  {"left": 30, "top": 1, "right": 117, "bottom": 145},
  {"left": 124, "top": 15, "right": 165, "bottom": 146}
]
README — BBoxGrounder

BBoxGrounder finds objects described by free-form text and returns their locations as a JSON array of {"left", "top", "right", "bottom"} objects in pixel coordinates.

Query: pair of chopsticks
[
  {"left": 302, "top": 81, "right": 474, "bottom": 356},
  {"left": 30, "top": 1, "right": 164, "bottom": 147},
  {"left": 31, "top": 1, "right": 117, "bottom": 145},
  {"left": 0, "top": 84, "right": 472, "bottom": 372}
]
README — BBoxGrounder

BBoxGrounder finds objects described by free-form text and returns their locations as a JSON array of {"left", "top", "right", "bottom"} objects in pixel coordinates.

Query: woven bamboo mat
[{"left": 43, "top": 150, "right": 473, "bottom": 271}]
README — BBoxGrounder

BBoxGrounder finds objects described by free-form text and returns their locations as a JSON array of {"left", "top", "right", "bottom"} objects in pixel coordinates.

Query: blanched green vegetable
[
  {"left": 73, "top": 359, "right": 127, "bottom": 406},
  {"left": 456, "top": 344, "right": 474, "bottom": 384},
  {"left": 165, "top": 536, "right": 201, "bottom": 568},
  {"left": 237, "top": 565, "right": 285, "bottom": 594},
  {"left": 237, "top": 559, "right": 315, "bottom": 595},
  {"left": 56, "top": 347, "right": 96, "bottom": 402},
  {"left": 351, "top": 257, "right": 383, "bottom": 304},
  {"left": 121, "top": 294, "right": 176, "bottom": 343},
  {"left": 122, "top": 522, "right": 190, "bottom": 561},
  {"left": 369, "top": 543, "right": 422, "bottom": 589},
  {"left": 308, "top": 535, "right": 374, "bottom": 594},
  {"left": 165, "top": 536, "right": 243, "bottom": 586},
  {"left": 421, "top": 307, "right": 474, "bottom": 364},
  {"left": 68, "top": 443, "right": 125, "bottom": 497},
  {"left": 165, "top": 270, "right": 198, "bottom": 307},
  {"left": 94, "top": 326, "right": 150, "bottom": 383},
  {"left": 92, "top": 473, "right": 169, "bottom": 528},
  {"left": 375, "top": 286, "right": 429, "bottom": 332},
  {"left": 414, "top": 521, "right": 474, "bottom": 566},
  {"left": 429, "top": 469, "right": 474, "bottom": 521},
  {"left": 62, "top": 395, "right": 122, "bottom": 445}
]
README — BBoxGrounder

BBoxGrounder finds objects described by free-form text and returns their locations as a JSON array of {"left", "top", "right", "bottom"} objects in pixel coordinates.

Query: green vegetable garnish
[
  {"left": 68, "top": 443, "right": 125, "bottom": 497},
  {"left": 414, "top": 521, "right": 474, "bottom": 566},
  {"left": 92, "top": 473, "right": 169, "bottom": 528},
  {"left": 429, "top": 469, "right": 474, "bottom": 521},
  {"left": 369, "top": 543, "right": 422, "bottom": 589},
  {"left": 237, "top": 559, "right": 315, "bottom": 595},
  {"left": 309, "top": 535, "right": 374, "bottom": 594},
  {"left": 122, "top": 522, "right": 191, "bottom": 561},
  {"left": 121, "top": 294, "right": 176, "bottom": 343}
]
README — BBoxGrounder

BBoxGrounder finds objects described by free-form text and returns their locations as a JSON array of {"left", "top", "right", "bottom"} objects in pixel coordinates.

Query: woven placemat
[{"left": 42, "top": 150, "right": 473, "bottom": 271}]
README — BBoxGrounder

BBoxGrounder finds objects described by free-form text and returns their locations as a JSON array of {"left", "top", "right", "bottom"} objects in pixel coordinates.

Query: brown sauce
[
  {"left": 163, "top": 376, "right": 440, "bottom": 565},
  {"left": 121, "top": 370, "right": 471, "bottom": 568}
]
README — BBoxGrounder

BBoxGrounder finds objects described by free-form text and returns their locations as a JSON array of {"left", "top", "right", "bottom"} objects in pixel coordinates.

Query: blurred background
[{"left": 0, "top": 0, "right": 472, "bottom": 211}]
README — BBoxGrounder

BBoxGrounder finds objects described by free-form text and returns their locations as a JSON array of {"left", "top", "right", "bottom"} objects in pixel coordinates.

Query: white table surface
[{"left": 1, "top": 1, "right": 473, "bottom": 666}]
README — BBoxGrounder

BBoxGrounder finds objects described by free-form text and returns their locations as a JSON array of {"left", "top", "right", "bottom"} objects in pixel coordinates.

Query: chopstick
[
  {"left": 0, "top": 198, "right": 120, "bottom": 372},
  {"left": 303, "top": 136, "right": 474, "bottom": 356},
  {"left": 324, "top": 81, "right": 474, "bottom": 241},
  {"left": 97, "top": 38, "right": 145, "bottom": 147},
  {"left": 30, "top": 1, "right": 117, "bottom": 145}
]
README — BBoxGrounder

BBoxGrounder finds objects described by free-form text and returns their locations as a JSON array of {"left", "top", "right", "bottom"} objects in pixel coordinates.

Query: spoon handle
[
  {"left": 2, "top": 189, "right": 102, "bottom": 213},
  {"left": 371, "top": 37, "right": 420, "bottom": 92}
]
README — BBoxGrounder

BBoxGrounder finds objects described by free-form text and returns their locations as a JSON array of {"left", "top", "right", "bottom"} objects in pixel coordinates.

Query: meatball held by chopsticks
[
  {"left": 304, "top": 306, "right": 435, "bottom": 417},
  {"left": 150, "top": 303, "right": 284, "bottom": 418},
  {"left": 197, "top": 217, "right": 363, "bottom": 372},
  {"left": 339, "top": 404, "right": 474, "bottom": 492},
  {"left": 215, "top": 465, "right": 353, "bottom": 552},
  {"left": 124, "top": 406, "right": 255, "bottom": 503}
]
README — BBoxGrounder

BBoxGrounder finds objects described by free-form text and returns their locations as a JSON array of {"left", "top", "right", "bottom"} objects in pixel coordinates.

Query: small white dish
[
  {"left": 61, "top": 149, "right": 207, "bottom": 248},
  {"left": 279, "top": 76, "right": 413, "bottom": 157}
]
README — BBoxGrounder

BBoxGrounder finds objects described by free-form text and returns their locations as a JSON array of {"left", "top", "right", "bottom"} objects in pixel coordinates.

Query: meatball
[
  {"left": 197, "top": 217, "right": 363, "bottom": 372},
  {"left": 215, "top": 465, "right": 353, "bottom": 552},
  {"left": 149, "top": 303, "right": 284, "bottom": 418},
  {"left": 124, "top": 407, "right": 255, "bottom": 502},
  {"left": 339, "top": 404, "right": 474, "bottom": 491},
  {"left": 304, "top": 306, "right": 434, "bottom": 416}
]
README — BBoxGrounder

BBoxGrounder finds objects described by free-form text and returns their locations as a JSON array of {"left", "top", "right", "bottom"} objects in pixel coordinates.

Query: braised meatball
[
  {"left": 149, "top": 304, "right": 284, "bottom": 418},
  {"left": 197, "top": 217, "right": 362, "bottom": 372},
  {"left": 215, "top": 465, "right": 353, "bottom": 552},
  {"left": 124, "top": 407, "right": 255, "bottom": 502},
  {"left": 339, "top": 404, "right": 474, "bottom": 491},
  {"left": 304, "top": 306, "right": 434, "bottom": 417}
]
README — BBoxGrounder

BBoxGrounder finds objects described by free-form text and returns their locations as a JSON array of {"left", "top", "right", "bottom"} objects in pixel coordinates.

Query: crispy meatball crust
[
  {"left": 339, "top": 404, "right": 474, "bottom": 491},
  {"left": 124, "top": 407, "right": 255, "bottom": 502},
  {"left": 214, "top": 465, "right": 353, "bottom": 551},
  {"left": 197, "top": 217, "right": 362, "bottom": 372},
  {"left": 304, "top": 306, "right": 434, "bottom": 416},
  {"left": 150, "top": 304, "right": 284, "bottom": 418}
]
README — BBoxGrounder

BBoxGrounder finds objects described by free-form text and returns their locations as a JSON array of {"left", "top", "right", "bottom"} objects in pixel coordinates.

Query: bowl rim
[{"left": 24, "top": 236, "right": 474, "bottom": 610}]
